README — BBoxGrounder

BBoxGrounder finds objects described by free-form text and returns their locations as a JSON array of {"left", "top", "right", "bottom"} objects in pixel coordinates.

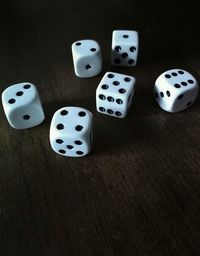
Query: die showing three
[{"left": 2, "top": 82, "right": 45, "bottom": 129}]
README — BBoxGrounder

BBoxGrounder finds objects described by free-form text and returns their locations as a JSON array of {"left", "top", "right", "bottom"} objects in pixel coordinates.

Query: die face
[
  {"left": 8, "top": 104, "right": 45, "bottom": 129},
  {"left": 2, "top": 82, "right": 45, "bottom": 129},
  {"left": 51, "top": 106, "right": 92, "bottom": 136},
  {"left": 50, "top": 107, "right": 93, "bottom": 157},
  {"left": 72, "top": 40, "right": 102, "bottom": 78},
  {"left": 75, "top": 54, "right": 102, "bottom": 78},
  {"left": 51, "top": 136, "right": 90, "bottom": 157},
  {"left": 154, "top": 69, "right": 199, "bottom": 112},
  {"left": 111, "top": 30, "right": 139, "bottom": 67},
  {"left": 172, "top": 88, "right": 198, "bottom": 112},
  {"left": 96, "top": 72, "right": 135, "bottom": 118},
  {"left": 2, "top": 82, "right": 37, "bottom": 108},
  {"left": 72, "top": 40, "right": 100, "bottom": 57}
]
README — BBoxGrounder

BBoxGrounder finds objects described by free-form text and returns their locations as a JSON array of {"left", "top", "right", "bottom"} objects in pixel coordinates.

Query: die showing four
[
  {"left": 96, "top": 72, "right": 136, "bottom": 118},
  {"left": 2, "top": 82, "right": 45, "bottom": 129},
  {"left": 71, "top": 39, "right": 102, "bottom": 78},
  {"left": 154, "top": 69, "right": 199, "bottom": 112},
  {"left": 50, "top": 107, "right": 93, "bottom": 157}
]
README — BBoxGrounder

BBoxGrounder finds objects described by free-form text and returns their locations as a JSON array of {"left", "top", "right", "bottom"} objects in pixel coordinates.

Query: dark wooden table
[{"left": 1, "top": 1, "right": 200, "bottom": 255}]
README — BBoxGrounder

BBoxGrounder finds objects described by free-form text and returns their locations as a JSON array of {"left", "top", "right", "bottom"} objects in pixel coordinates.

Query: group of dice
[{"left": 1, "top": 30, "right": 199, "bottom": 157}]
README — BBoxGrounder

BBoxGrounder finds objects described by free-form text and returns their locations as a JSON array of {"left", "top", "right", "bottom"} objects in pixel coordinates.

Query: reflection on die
[
  {"left": 111, "top": 30, "right": 139, "bottom": 67},
  {"left": 1, "top": 82, "right": 45, "bottom": 129},
  {"left": 154, "top": 69, "right": 199, "bottom": 112},
  {"left": 50, "top": 106, "right": 93, "bottom": 157},
  {"left": 71, "top": 39, "right": 102, "bottom": 78},
  {"left": 96, "top": 72, "right": 136, "bottom": 118}
]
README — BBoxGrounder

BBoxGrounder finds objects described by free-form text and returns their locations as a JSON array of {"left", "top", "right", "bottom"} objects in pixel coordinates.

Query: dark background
[{"left": 0, "top": 0, "right": 200, "bottom": 255}]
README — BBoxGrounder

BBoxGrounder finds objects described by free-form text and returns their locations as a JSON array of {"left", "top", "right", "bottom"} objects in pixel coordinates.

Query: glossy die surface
[
  {"left": 72, "top": 39, "right": 102, "bottom": 78},
  {"left": 50, "top": 107, "right": 93, "bottom": 157},
  {"left": 111, "top": 30, "right": 139, "bottom": 67},
  {"left": 2, "top": 82, "right": 45, "bottom": 129},
  {"left": 154, "top": 69, "right": 199, "bottom": 112},
  {"left": 96, "top": 72, "right": 136, "bottom": 118}
]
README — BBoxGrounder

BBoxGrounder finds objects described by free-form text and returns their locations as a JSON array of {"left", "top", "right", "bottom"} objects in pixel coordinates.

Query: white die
[
  {"left": 111, "top": 30, "right": 139, "bottom": 67},
  {"left": 50, "top": 107, "right": 93, "bottom": 157},
  {"left": 2, "top": 82, "right": 45, "bottom": 129},
  {"left": 154, "top": 69, "right": 199, "bottom": 112},
  {"left": 96, "top": 72, "right": 136, "bottom": 118},
  {"left": 71, "top": 39, "right": 102, "bottom": 78}
]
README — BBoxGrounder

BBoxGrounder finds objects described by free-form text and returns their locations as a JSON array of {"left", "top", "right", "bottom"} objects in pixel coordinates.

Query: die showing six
[
  {"left": 96, "top": 72, "right": 136, "bottom": 118},
  {"left": 1, "top": 30, "right": 199, "bottom": 157},
  {"left": 154, "top": 69, "right": 199, "bottom": 112}
]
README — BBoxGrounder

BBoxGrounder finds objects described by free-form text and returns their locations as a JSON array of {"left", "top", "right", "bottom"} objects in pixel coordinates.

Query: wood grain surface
[{"left": 0, "top": 0, "right": 200, "bottom": 255}]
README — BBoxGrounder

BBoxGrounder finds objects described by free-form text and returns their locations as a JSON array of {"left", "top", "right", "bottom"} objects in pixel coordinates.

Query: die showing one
[
  {"left": 50, "top": 107, "right": 93, "bottom": 157},
  {"left": 96, "top": 72, "right": 136, "bottom": 118},
  {"left": 111, "top": 30, "right": 139, "bottom": 67},
  {"left": 154, "top": 69, "right": 199, "bottom": 112},
  {"left": 2, "top": 82, "right": 45, "bottom": 129},
  {"left": 71, "top": 39, "right": 102, "bottom": 78}
]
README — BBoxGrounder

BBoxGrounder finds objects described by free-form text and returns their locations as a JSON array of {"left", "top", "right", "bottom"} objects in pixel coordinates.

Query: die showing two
[{"left": 71, "top": 40, "right": 102, "bottom": 78}]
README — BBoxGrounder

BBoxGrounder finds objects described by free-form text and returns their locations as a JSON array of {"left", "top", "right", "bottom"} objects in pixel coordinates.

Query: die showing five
[
  {"left": 50, "top": 107, "right": 93, "bottom": 157},
  {"left": 111, "top": 30, "right": 139, "bottom": 67},
  {"left": 1, "top": 30, "right": 199, "bottom": 157}
]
